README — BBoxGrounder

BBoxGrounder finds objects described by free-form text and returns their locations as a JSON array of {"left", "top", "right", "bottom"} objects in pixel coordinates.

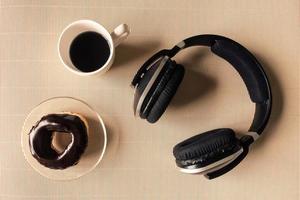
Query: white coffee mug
[{"left": 58, "top": 20, "right": 130, "bottom": 76}]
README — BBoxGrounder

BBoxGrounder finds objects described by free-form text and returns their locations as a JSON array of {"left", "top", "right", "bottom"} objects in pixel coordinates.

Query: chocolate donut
[{"left": 29, "top": 113, "right": 88, "bottom": 169}]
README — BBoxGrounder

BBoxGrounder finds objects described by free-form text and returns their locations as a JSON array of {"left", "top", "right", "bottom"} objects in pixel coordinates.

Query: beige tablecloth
[{"left": 0, "top": 0, "right": 299, "bottom": 199}]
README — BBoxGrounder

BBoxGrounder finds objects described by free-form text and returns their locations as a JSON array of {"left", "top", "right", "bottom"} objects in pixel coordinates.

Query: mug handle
[{"left": 111, "top": 24, "right": 130, "bottom": 47}]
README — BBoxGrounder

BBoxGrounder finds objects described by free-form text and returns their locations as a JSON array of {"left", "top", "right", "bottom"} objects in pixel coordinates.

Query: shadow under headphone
[{"left": 131, "top": 35, "right": 272, "bottom": 179}]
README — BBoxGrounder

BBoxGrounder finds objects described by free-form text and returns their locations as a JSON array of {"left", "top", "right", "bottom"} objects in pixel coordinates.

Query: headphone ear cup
[
  {"left": 135, "top": 59, "right": 161, "bottom": 98},
  {"left": 146, "top": 64, "right": 185, "bottom": 123},
  {"left": 140, "top": 59, "right": 176, "bottom": 119},
  {"left": 134, "top": 57, "right": 165, "bottom": 117},
  {"left": 173, "top": 128, "right": 241, "bottom": 168}
]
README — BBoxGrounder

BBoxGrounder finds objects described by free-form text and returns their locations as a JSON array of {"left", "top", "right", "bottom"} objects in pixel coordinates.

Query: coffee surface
[{"left": 69, "top": 31, "right": 110, "bottom": 72}]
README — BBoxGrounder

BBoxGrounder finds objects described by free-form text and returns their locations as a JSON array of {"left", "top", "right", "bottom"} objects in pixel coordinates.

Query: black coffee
[{"left": 69, "top": 31, "right": 110, "bottom": 72}]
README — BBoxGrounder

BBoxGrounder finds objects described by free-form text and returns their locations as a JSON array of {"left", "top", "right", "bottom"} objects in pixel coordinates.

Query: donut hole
[{"left": 51, "top": 132, "right": 73, "bottom": 154}]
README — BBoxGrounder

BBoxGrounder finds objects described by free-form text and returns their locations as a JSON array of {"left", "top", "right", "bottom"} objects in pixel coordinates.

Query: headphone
[{"left": 131, "top": 34, "right": 272, "bottom": 179}]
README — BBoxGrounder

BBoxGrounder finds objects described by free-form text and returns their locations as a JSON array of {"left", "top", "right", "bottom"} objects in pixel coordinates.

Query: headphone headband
[
  {"left": 132, "top": 34, "right": 272, "bottom": 138},
  {"left": 168, "top": 34, "right": 224, "bottom": 57}
]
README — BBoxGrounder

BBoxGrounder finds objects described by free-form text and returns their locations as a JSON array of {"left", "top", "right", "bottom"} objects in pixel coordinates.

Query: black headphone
[{"left": 131, "top": 35, "right": 272, "bottom": 179}]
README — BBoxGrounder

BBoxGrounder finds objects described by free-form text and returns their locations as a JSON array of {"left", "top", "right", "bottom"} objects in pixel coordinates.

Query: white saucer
[{"left": 21, "top": 97, "right": 107, "bottom": 181}]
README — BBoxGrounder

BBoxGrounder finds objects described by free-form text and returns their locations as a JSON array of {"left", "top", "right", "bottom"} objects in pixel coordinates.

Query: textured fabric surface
[{"left": 1, "top": 0, "right": 298, "bottom": 199}]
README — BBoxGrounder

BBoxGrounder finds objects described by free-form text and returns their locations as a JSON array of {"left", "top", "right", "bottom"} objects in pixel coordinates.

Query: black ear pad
[
  {"left": 173, "top": 128, "right": 241, "bottom": 168},
  {"left": 140, "top": 60, "right": 176, "bottom": 119},
  {"left": 146, "top": 64, "right": 185, "bottom": 123}
]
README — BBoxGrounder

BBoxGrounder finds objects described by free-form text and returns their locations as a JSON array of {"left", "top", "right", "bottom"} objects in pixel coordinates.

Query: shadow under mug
[{"left": 58, "top": 20, "right": 130, "bottom": 76}]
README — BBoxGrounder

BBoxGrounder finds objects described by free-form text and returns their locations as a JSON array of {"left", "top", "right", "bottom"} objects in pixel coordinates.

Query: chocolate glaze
[{"left": 29, "top": 113, "right": 88, "bottom": 169}]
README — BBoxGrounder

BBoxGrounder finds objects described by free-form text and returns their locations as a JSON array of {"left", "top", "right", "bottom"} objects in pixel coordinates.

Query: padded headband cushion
[
  {"left": 147, "top": 64, "right": 185, "bottom": 123},
  {"left": 173, "top": 128, "right": 241, "bottom": 167},
  {"left": 211, "top": 39, "right": 269, "bottom": 103}
]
